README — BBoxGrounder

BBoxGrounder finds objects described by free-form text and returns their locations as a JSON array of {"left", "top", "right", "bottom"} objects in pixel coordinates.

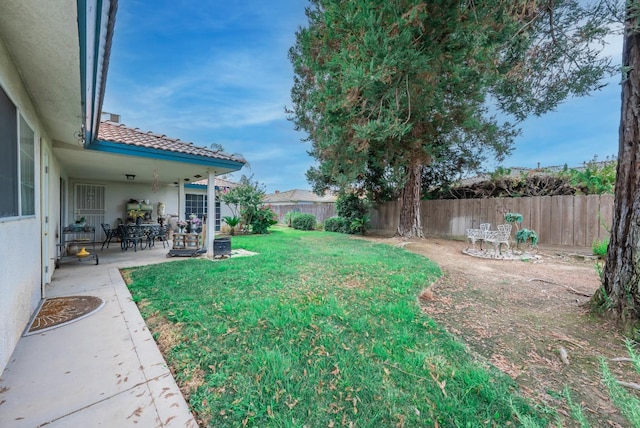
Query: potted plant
[
  {"left": 188, "top": 213, "right": 202, "bottom": 234},
  {"left": 504, "top": 212, "right": 538, "bottom": 251},
  {"left": 128, "top": 209, "right": 145, "bottom": 225}
]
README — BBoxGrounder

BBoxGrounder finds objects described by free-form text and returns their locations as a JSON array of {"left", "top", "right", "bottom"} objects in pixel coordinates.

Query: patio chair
[
  {"left": 119, "top": 225, "right": 147, "bottom": 252},
  {"left": 101, "top": 223, "right": 121, "bottom": 250},
  {"left": 158, "top": 225, "right": 170, "bottom": 248},
  {"left": 148, "top": 225, "right": 169, "bottom": 248},
  {"left": 484, "top": 224, "right": 512, "bottom": 254},
  {"left": 466, "top": 228, "right": 483, "bottom": 250},
  {"left": 479, "top": 223, "right": 491, "bottom": 248}
]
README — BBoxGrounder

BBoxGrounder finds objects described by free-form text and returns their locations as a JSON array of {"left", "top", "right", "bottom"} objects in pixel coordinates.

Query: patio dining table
[{"left": 118, "top": 224, "right": 161, "bottom": 251}]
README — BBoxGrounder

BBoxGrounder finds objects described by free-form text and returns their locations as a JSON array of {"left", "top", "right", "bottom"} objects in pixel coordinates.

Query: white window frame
[{"left": 0, "top": 85, "right": 36, "bottom": 220}]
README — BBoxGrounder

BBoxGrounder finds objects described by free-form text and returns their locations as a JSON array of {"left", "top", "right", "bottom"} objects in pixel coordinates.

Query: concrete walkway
[{"left": 0, "top": 242, "right": 198, "bottom": 427}]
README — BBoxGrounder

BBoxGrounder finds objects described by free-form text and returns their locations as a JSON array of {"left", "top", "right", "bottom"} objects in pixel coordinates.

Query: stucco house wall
[{"left": 0, "top": 36, "right": 55, "bottom": 371}]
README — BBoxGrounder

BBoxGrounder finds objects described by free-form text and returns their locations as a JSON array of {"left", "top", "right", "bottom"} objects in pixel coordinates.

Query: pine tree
[
  {"left": 289, "top": 0, "right": 617, "bottom": 237},
  {"left": 593, "top": 0, "right": 640, "bottom": 332}
]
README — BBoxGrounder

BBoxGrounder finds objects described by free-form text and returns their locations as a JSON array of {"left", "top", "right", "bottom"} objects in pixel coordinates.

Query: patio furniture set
[
  {"left": 466, "top": 223, "right": 513, "bottom": 254},
  {"left": 101, "top": 223, "right": 169, "bottom": 252}
]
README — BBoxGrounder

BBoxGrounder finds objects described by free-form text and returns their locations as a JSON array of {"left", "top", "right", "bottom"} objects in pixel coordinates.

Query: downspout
[{"left": 206, "top": 170, "right": 217, "bottom": 259}]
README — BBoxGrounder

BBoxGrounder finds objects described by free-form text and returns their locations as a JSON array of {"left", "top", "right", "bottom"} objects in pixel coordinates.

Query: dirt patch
[{"left": 359, "top": 236, "right": 637, "bottom": 427}]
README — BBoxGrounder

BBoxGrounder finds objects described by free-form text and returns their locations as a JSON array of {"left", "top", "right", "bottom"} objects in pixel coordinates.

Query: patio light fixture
[{"left": 126, "top": 174, "right": 135, "bottom": 181}]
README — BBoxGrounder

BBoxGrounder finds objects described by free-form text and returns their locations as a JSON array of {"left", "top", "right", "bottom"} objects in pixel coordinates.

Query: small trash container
[{"left": 213, "top": 237, "right": 232, "bottom": 256}]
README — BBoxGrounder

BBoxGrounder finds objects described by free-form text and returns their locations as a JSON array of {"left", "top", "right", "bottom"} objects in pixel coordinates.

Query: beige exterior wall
[{"left": 0, "top": 36, "right": 56, "bottom": 373}]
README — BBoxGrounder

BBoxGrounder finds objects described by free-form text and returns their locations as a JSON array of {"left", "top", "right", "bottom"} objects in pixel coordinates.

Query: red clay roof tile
[{"left": 97, "top": 121, "right": 245, "bottom": 164}]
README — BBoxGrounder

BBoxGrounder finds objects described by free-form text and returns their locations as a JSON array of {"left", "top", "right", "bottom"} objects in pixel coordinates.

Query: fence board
[
  {"left": 530, "top": 197, "right": 542, "bottom": 241},
  {"left": 471, "top": 199, "right": 482, "bottom": 228},
  {"left": 434, "top": 200, "right": 449, "bottom": 236},
  {"left": 561, "top": 197, "right": 574, "bottom": 246},
  {"left": 573, "top": 195, "right": 587, "bottom": 248},
  {"left": 598, "top": 195, "right": 614, "bottom": 241},
  {"left": 548, "top": 197, "right": 563, "bottom": 245},
  {"left": 585, "top": 195, "right": 600, "bottom": 245},
  {"left": 538, "top": 196, "right": 551, "bottom": 244},
  {"left": 487, "top": 198, "right": 499, "bottom": 223},
  {"left": 423, "top": 200, "right": 435, "bottom": 235},
  {"left": 461, "top": 199, "right": 474, "bottom": 230},
  {"left": 450, "top": 199, "right": 461, "bottom": 235}
]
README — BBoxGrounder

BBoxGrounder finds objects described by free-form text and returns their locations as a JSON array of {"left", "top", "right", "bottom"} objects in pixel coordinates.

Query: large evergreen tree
[
  {"left": 593, "top": 0, "right": 640, "bottom": 332},
  {"left": 289, "top": 0, "right": 617, "bottom": 237}
]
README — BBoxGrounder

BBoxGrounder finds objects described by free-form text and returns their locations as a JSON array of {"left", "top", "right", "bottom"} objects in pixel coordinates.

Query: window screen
[
  {"left": 20, "top": 115, "right": 35, "bottom": 216},
  {"left": 0, "top": 86, "right": 18, "bottom": 218}
]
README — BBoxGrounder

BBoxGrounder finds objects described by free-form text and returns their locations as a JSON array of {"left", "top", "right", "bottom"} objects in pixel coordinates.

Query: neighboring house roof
[
  {"left": 98, "top": 121, "right": 245, "bottom": 164},
  {"left": 263, "top": 189, "right": 337, "bottom": 204},
  {"left": 190, "top": 177, "right": 238, "bottom": 188}
]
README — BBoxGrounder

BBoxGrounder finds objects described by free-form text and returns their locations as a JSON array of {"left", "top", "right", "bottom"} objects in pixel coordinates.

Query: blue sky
[{"left": 103, "top": 1, "right": 622, "bottom": 194}]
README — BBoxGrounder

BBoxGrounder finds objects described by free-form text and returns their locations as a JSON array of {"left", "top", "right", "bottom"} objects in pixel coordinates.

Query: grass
[
  {"left": 125, "top": 227, "right": 549, "bottom": 427},
  {"left": 600, "top": 340, "right": 640, "bottom": 427}
]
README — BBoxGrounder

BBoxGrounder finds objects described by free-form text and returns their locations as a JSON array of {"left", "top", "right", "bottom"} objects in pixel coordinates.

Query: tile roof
[
  {"left": 97, "top": 121, "right": 246, "bottom": 164},
  {"left": 263, "top": 189, "right": 337, "bottom": 204}
]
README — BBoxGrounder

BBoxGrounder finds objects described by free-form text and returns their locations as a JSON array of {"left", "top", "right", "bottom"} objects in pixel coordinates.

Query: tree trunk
[
  {"left": 397, "top": 160, "right": 424, "bottom": 238},
  {"left": 593, "top": 12, "right": 640, "bottom": 333}
]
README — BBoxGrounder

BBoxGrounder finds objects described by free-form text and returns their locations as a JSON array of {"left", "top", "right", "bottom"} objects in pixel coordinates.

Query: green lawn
[{"left": 125, "top": 227, "right": 549, "bottom": 427}]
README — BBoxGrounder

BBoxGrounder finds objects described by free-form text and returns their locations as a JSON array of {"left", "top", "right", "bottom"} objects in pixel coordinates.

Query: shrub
[
  {"left": 350, "top": 215, "right": 370, "bottom": 235},
  {"left": 336, "top": 193, "right": 370, "bottom": 221},
  {"left": 336, "top": 193, "right": 371, "bottom": 234},
  {"left": 220, "top": 175, "right": 266, "bottom": 227},
  {"left": 504, "top": 212, "right": 523, "bottom": 224},
  {"left": 515, "top": 228, "right": 538, "bottom": 247},
  {"left": 251, "top": 205, "right": 278, "bottom": 234},
  {"left": 324, "top": 216, "right": 349, "bottom": 233},
  {"left": 592, "top": 237, "right": 609, "bottom": 257},
  {"left": 222, "top": 215, "right": 240, "bottom": 235},
  {"left": 292, "top": 213, "right": 316, "bottom": 230}
]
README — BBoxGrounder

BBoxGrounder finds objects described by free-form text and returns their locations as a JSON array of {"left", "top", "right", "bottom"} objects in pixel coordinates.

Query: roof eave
[
  {"left": 90, "top": 139, "right": 246, "bottom": 170},
  {"left": 78, "top": 0, "right": 118, "bottom": 145}
]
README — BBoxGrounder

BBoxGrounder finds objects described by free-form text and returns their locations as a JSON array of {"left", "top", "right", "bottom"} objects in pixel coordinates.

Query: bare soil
[{"left": 358, "top": 235, "right": 637, "bottom": 427}]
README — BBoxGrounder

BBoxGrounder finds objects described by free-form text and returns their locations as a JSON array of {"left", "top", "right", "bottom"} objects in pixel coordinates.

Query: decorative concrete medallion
[
  {"left": 25, "top": 296, "right": 104, "bottom": 335},
  {"left": 463, "top": 248, "right": 542, "bottom": 261}
]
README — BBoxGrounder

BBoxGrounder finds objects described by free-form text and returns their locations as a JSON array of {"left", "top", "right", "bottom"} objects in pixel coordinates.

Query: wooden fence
[
  {"left": 369, "top": 195, "right": 614, "bottom": 247},
  {"left": 270, "top": 204, "right": 337, "bottom": 225}
]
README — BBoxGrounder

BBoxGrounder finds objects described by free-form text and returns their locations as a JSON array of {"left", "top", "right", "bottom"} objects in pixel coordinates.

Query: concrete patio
[{"left": 0, "top": 241, "right": 198, "bottom": 427}]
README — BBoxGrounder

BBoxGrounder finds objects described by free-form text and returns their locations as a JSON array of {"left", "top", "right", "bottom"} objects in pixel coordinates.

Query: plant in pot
[
  {"left": 504, "top": 212, "right": 538, "bottom": 251},
  {"left": 188, "top": 213, "right": 202, "bottom": 233},
  {"left": 128, "top": 209, "right": 145, "bottom": 225}
]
